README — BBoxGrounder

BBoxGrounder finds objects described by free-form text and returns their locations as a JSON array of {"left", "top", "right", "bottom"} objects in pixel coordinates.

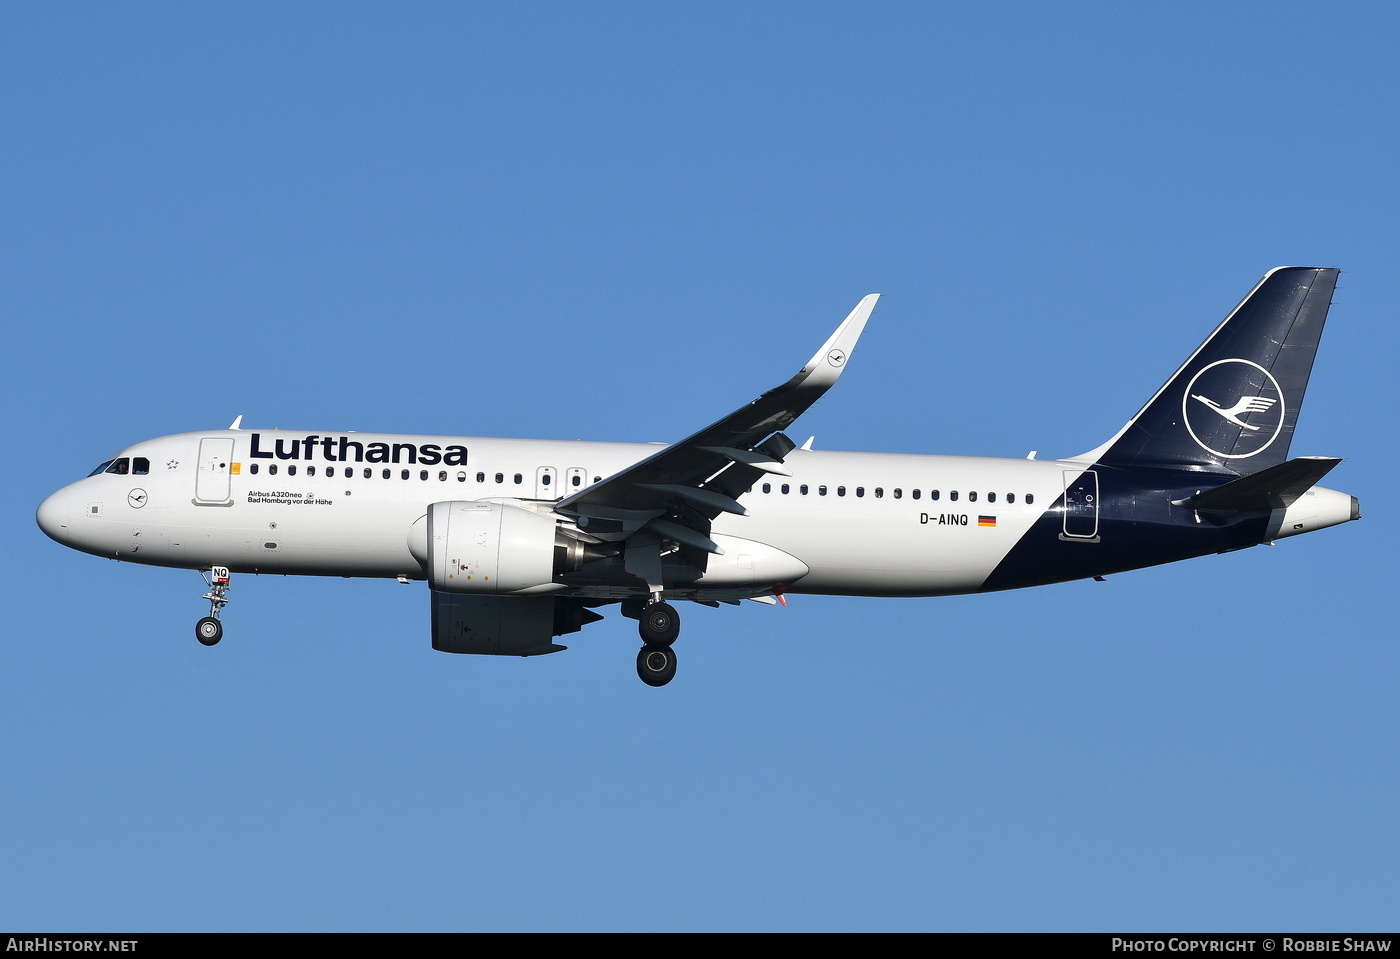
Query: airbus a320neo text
[{"left": 38, "top": 268, "right": 1359, "bottom": 685}]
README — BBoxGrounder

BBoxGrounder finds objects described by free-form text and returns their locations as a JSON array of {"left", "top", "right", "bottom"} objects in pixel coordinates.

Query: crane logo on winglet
[{"left": 1181, "top": 358, "right": 1285, "bottom": 459}]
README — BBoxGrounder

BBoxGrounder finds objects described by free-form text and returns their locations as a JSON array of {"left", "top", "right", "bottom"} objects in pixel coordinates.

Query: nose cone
[{"left": 36, "top": 488, "right": 71, "bottom": 543}]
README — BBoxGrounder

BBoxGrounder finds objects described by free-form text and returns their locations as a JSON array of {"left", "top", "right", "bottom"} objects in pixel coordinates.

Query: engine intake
[{"left": 411, "top": 501, "right": 560, "bottom": 594}]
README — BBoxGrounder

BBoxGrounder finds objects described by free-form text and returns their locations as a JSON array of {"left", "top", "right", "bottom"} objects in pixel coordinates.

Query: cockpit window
[
  {"left": 133, "top": 457, "right": 150, "bottom": 475},
  {"left": 88, "top": 459, "right": 115, "bottom": 477},
  {"left": 105, "top": 458, "right": 131, "bottom": 475}
]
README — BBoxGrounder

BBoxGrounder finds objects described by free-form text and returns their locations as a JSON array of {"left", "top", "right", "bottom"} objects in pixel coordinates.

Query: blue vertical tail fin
[{"left": 1083, "top": 267, "right": 1339, "bottom": 475}]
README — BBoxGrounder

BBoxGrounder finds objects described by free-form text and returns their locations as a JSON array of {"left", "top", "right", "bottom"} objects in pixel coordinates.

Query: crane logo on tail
[
  {"left": 1190, "top": 393, "right": 1278, "bottom": 430},
  {"left": 1182, "top": 358, "right": 1285, "bottom": 459}
]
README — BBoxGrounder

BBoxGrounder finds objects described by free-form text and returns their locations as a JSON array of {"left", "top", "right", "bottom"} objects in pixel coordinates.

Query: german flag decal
[{"left": 978, "top": 515, "right": 996, "bottom": 527}]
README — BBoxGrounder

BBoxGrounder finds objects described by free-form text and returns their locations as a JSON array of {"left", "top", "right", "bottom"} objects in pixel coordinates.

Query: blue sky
[{"left": 3, "top": 2, "right": 1397, "bottom": 932}]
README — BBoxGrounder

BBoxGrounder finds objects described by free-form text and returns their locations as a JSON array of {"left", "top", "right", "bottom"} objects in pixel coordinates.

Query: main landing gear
[
  {"left": 633, "top": 599, "right": 680, "bottom": 687},
  {"left": 196, "top": 566, "right": 231, "bottom": 646},
  {"left": 638, "top": 601, "right": 680, "bottom": 645},
  {"left": 637, "top": 643, "right": 678, "bottom": 686}
]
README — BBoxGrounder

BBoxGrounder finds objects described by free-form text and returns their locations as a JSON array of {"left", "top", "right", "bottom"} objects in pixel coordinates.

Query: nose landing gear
[{"left": 196, "top": 566, "right": 231, "bottom": 646}]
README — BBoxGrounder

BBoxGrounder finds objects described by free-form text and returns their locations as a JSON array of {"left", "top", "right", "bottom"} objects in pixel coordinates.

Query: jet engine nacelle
[{"left": 410, "top": 500, "right": 560, "bottom": 594}]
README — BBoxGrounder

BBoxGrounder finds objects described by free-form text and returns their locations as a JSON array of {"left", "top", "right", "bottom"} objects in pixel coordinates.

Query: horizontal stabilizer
[{"left": 1174, "top": 456, "right": 1342, "bottom": 512}]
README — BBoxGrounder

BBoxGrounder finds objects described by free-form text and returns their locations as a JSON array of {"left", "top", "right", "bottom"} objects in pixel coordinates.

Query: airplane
[{"left": 36, "top": 267, "right": 1359, "bottom": 686}]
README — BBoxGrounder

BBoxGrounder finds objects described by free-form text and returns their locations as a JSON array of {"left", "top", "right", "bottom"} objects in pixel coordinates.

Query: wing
[{"left": 553, "top": 294, "right": 879, "bottom": 586}]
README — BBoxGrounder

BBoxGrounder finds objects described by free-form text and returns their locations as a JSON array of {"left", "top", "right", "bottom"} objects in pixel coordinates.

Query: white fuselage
[{"left": 38, "top": 429, "right": 1081, "bottom": 598}]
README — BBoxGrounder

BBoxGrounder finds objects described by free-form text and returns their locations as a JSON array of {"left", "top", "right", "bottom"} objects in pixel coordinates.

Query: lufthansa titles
[{"left": 249, "top": 432, "right": 468, "bottom": 466}]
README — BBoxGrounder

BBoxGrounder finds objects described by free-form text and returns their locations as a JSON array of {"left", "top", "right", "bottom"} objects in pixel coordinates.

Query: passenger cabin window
[
  {"left": 874, "top": 488, "right": 883, "bottom": 498},
  {"left": 420, "top": 470, "right": 429, "bottom": 481},
  {"left": 838, "top": 486, "right": 846, "bottom": 496},
  {"left": 457, "top": 472, "right": 467, "bottom": 482},
  {"left": 401, "top": 469, "right": 410, "bottom": 480},
  {"left": 249, "top": 463, "right": 259, "bottom": 475},
  {"left": 819, "top": 486, "right": 827, "bottom": 496},
  {"left": 288, "top": 465, "right": 297, "bottom": 476},
  {"left": 781, "top": 484, "right": 790, "bottom": 494},
  {"left": 269, "top": 464, "right": 278, "bottom": 475},
  {"left": 513, "top": 473, "right": 522, "bottom": 484},
  {"left": 800, "top": 485, "right": 808, "bottom": 495},
  {"left": 382, "top": 469, "right": 391, "bottom": 479},
  {"left": 571, "top": 475, "right": 582, "bottom": 487},
  {"left": 930, "top": 490, "right": 940, "bottom": 500},
  {"left": 988, "top": 492, "right": 996, "bottom": 503},
  {"left": 968, "top": 491, "right": 976, "bottom": 502},
  {"left": 949, "top": 490, "right": 958, "bottom": 501},
  {"left": 477, "top": 472, "right": 485, "bottom": 483},
  {"left": 893, "top": 488, "right": 902, "bottom": 499},
  {"left": 1026, "top": 494, "right": 1034, "bottom": 505},
  {"left": 912, "top": 489, "right": 921, "bottom": 500},
  {"left": 542, "top": 474, "right": 551, "bottom": 486},
  {"left": 856, "top": 487, "right": 865, "bottom": 497},
  {"left": 495, "top": 473, "right": 504, "bottom": 484},
  {"left": 306, "top": 465, "right": 316, "bottom": 476},
  {"left": 762, "top": 483, "right": 772, "bottom": 493},
  {"left": 1007, "top": 493, "right": 1015, "bottom": 504}
]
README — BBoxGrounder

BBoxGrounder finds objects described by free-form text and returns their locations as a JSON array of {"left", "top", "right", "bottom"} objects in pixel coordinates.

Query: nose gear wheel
[
  {"left": 195, "top": 566, "right": 231, "bottom": 647},
  {"left": 196, "top": 616, "right": 223, "bottom": 646}
]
